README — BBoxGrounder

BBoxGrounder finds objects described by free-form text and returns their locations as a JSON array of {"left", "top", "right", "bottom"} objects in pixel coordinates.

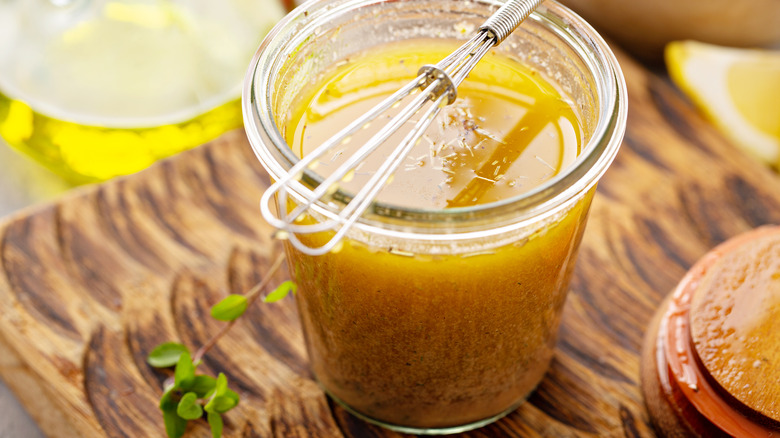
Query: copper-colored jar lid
[
  {"left": 642, "top": 226, "right": 780, "bottom": 437},
  {"left": 689, "top": 227, "right": 780, "bottom": 422}
]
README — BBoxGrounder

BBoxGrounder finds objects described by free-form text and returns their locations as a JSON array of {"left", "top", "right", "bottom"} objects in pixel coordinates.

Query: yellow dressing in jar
[
  {"left": 278, "top": 39, "right": 592, "bottom": 429},
  {"left": 284, "top": 41, "right": 582, "bottom": 209}
]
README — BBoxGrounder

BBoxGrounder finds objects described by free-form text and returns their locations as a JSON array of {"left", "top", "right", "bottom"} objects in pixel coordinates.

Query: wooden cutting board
[{"left": 1, "top": 49, "right": 780, "bottom": 438}]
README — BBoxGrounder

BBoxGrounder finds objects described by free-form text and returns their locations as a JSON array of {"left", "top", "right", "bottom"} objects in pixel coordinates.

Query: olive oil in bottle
[{"left": 0, "top": 0, "right": 285, "bottom": 183}]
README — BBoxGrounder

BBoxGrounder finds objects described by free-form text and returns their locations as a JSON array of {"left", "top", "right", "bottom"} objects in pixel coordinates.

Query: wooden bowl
[
  {"left": 641, "top": 226, "right": 780, "bottom": 436},
  {"left": 558, "top": 0, "right": 780, "bottom": 61}
]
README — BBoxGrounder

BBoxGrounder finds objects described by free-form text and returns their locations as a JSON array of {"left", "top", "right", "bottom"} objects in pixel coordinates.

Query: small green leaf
[
  {"left": 188, "top": 375, "right": 217, "bottom": 398},
  {"left": 224, "top": 388, "right": 240, "bottom": 405},
  {"left": 176, "top": 392, "right": 203, "bottom": 420},
  {"left": 211, "top": 295, "right": 248, "bottom": 321},
  {"left": 208, "top": 412, "right": 224, "bottom": 438},
  {"left": 159, "top": 386, "right": 178, "bottom": 411},
  {"left": 263, "top": 281, "right": 298, "bottom": 303},
  {"left": 205, "top": 395, "right": 238, "bottom": 414},
  {"left": 211, "top": 395, "right": 239, "bottom": 413},
  {"left": 147, "top": 342, "right": 190, "bottom": 368},
  {"left": 163, "top": 409, "right": 188, "bottom": 438},
  {"left": 214, "top": 373, "right": 228, "bottom": 397},
  {"left": 204, "top": 373, "right": 237, "bottom": 414},
  {"left": 174, "top": 351, "right": 195, "bottom": 389}
]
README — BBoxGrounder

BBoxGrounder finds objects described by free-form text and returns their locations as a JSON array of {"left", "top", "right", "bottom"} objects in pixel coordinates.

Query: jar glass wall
[{"left": 243, "top": 0, "right": 627, "bottom": 433}]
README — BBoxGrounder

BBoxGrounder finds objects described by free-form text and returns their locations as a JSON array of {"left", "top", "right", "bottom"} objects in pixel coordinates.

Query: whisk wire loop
[
  {"left": 260, "top": 0, "right": 545, "bottom": 256},
  {"left": 259, "top": 76, "right": 423, "bottom": 231}
]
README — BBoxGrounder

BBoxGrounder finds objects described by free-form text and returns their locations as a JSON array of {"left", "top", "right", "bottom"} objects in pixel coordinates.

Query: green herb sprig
[{"left": 147, "top": 254, "right": 295, "bottom": 438}]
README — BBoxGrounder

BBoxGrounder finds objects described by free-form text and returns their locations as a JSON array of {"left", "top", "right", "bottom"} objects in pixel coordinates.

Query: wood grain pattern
[{"left": 1, "top": 49, "right": 779, "bottom": 437}]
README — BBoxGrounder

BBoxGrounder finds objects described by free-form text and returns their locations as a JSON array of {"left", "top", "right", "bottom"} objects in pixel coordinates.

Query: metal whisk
[{"left": 260, "top": 0, "right": 545, "bottom": 256}]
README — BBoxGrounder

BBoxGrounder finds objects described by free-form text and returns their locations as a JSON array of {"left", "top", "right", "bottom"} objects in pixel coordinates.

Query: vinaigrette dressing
[
  {"left": 277, "top": 39, "right": 594, "bottom": 428},
  {"left": 283, "top": 40, "right": 582, "bottom": 209}
]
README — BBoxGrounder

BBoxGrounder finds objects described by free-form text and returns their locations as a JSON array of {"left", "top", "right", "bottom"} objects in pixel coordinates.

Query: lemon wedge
[{"left": 666, "top": 41, "right": 780, "bottom": 166}]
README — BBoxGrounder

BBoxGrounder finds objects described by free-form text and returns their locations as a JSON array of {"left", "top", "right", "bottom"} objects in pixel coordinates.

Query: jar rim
[{"left": 242, "top": 0, "right": 627, "bottom": 236}]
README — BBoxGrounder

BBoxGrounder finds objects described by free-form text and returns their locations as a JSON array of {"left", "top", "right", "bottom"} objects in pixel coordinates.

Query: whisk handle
[{"left": 480, "top": 0, "right": 544, "bottom": 44}]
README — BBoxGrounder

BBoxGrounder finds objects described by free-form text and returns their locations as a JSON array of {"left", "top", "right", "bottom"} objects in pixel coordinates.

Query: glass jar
[
  {"left": 243, "top": 0, "right": 627, "bottom": 433},
  {"left": 0, "top": 0, "right": 285, "bottom": 183}
]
